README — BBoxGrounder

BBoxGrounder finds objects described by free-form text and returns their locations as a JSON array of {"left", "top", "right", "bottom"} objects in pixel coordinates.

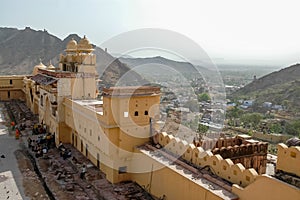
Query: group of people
[
  {"left": 28, "top": 136, "right": 49, "bottom": 158},
  {"left": 32, "top": 124, "right": 47, "bottom": 135},
  {"left": 58, "top": 142, "right": 72, "bottom": 160},
  {"left": 27, "top": 126, "right": 87, "bottom": 179}
]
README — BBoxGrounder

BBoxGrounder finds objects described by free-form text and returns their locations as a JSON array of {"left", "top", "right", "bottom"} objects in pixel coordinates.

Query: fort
[{"left": 0, "top": 37, "right": 299, "bottom": 200}]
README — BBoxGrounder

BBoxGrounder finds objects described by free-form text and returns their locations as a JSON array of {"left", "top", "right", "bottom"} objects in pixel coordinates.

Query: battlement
[
  {"left": 212, "top": 142, "right": 268, "bottom": 174},
  {"left": 158, "top": 132, "right": 259, "bottom": 187},
  {"left": 277, "top": 143, "right": 300, "bottom": 177},
  {"left": 193, "top": 135, "right": 268, "bottom": 174}
]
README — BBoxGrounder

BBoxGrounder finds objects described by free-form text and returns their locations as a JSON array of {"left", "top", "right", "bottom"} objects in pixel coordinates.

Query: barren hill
[
  {"left": 0, "top": 27, "right": 142, "bottom": 86},
  {"left": 231, "top": 63, "right": 300, "bottom": 111}
]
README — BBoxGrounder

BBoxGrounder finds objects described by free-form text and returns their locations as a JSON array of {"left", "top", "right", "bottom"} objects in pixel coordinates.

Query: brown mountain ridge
[
  {"left": 231, "top": 63, "right": 300, "bottom": 112},
  {"left": 0, "top": 27, "right": 143, "bottom": 86}
]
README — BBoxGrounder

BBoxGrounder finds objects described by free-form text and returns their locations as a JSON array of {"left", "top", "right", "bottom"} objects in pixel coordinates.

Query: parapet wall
[
  {"left": 277, "top": 143, "right": 300, "bottom": 177},
  {"left": 252, "top": 132, "right": 291, "bottom": 143},
  {"left": 212, "top": 142, "right": 268, "bottom": 174},
  {"left": 158, "top": 132, "right": 259, "bottom": 187}
]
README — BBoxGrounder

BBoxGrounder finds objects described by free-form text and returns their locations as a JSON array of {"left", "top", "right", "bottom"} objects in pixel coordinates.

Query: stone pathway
[{"left": 0, "top": 104, "right": 28, "bottom": 200}]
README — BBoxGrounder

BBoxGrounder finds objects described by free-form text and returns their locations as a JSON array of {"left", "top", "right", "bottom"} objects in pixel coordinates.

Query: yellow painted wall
[
  {"left": 0, "top": 76, "right": 25, "bottom": 100},
  {"left": 232, "top": 175, "right": 300, "bottom": 200},
  {"left": 131, "top": 156, "right": 226, "bottom": 200},
  {"left": 158, "top": 132, "right": 258, "bottom": 187},
  {"left": 277, "top": 143, "right": 300, "bottom": 176}
]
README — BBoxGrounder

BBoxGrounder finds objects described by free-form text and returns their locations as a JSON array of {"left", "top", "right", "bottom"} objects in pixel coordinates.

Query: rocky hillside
[
  {"left": 0, "top": 27, "right": 142, "bottom": 86},
  {"left": 119, "top": 56, "right": 209, "bottom": 75},
  {"left": 0, "top": 27, "right": 62, "bottom": 74},
  {"left": 231, "top": 63, "right": 300, "bottom": 111}
]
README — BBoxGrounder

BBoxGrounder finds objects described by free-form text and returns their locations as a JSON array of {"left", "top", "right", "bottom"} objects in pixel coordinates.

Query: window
[
  {"left": 144, "top": 110, "right": 148, "bottom": 115},
  {"left": 118, "top": 166, "right": 127, "bottom": 174},
  {"left": 7, "top": 91, "right": 10, "bottom": 99},
  {"left": 134, "top": 111, "right": 139, "bottom": 116},
  {"left": 98, "top": 136, "right": 100, "bottom": 141},
  {"left": 9, "top": 79, "right": 12, "bottom": 84},
  {"left": 124, "top": 112, "right": 128, "bottom": 118}
]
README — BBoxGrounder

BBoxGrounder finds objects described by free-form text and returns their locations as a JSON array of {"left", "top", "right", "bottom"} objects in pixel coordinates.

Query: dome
[
  {"left": 66, "top": 38, "right": 77, "bottom": 52},
  {"left": 47, "top": 61, "right": 56, "bottom": 70},
  {"left": 77, "top": 35, "right": 93, "bottom": 53},
  {"left": 32, "top": 61, "right": 46, "bottom": 75}
]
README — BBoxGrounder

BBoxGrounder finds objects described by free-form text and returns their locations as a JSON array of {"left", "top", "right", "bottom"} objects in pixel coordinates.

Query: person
[
  {"left": 27, "top": 137, "right": 32, "bottom": 148},
  {"left": 63, "top": 149, "right": 72, "bottom": 160},
  {"left": 80, "top": 164, "right": 86, "bottom": 179},
  {"left": 15, "top": 128, "right": 20, "bottom": 139},
  {"left": 58, "top": 141, "right": 64, "bottom": 150},
  {"left": 11, "top": 121, "right": 15, "bottom": 131}
]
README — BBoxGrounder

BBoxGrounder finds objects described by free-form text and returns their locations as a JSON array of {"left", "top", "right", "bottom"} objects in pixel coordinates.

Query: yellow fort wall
[
  {"left": 277, "top": 143, "right": 300, "bottom": 177},
  {"left": 131, "top": 159, "right": 226, "bottom": 200},
  {"left": 0, "top": 76, "right": 25, "bottom": 101},
  {"left": 158, "top": 132, "right": 258, "bottom": 187},
  {"left": 232, "top": 175, "right": 300, "bottom": 200},
  {"left": 156, "top": 132, "right": 300, "bottom": 200}
]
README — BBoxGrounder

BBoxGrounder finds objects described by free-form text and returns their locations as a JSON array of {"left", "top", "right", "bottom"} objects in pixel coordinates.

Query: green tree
[
  {"left": 198, "top": 93, "right": 211, "bottom": 102},
  {"left": 198, "top": 123, "right": 209, "bottom": 133},
  {"left": 226, "top": 106, "right": 243, "bottom": 127},
  {"left": 240, "top": 113, "right": 263, "bottom": 129},
  {"left": 269, "top": 123, "right": 283, "bottom": 133},
  {"left": 285, "top": 120, "right": 300, "bottom": 136}
]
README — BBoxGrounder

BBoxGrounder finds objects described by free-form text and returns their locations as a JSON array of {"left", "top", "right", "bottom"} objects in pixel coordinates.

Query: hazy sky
[{"left": 1, "top": 0, "right": 300, "bottom": 65}]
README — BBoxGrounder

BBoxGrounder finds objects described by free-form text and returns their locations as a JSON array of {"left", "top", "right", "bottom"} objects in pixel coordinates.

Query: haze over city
[{"left": 1, "top": 0, "right": 300, "bottom": 65}]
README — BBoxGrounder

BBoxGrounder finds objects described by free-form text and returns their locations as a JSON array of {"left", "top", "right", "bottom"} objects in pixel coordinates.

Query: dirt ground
[
  {"left": 16, "top": 136, "right": 154, "bottom": 200},
  {"left": 15, "top": 149, "right": 50, "bottom": 200}
]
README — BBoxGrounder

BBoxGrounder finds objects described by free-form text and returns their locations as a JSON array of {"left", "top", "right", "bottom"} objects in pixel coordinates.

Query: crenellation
[
  {"left": 157, "top": 132, "right": 259, "bottom": 187},
  {"left": 277, "top": 143, "right": 300, "bottom": 177}
]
